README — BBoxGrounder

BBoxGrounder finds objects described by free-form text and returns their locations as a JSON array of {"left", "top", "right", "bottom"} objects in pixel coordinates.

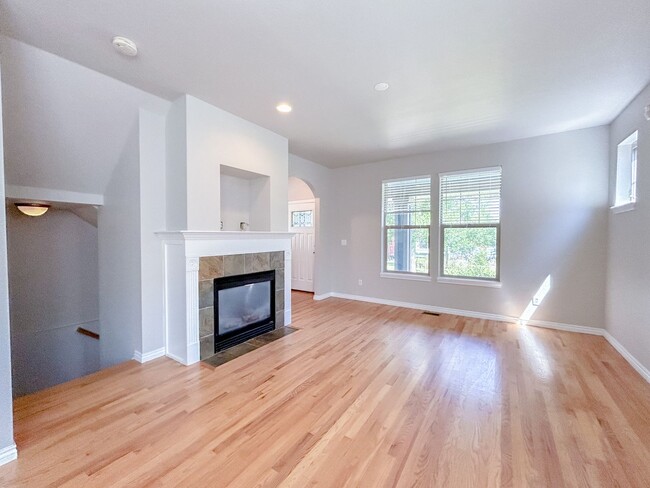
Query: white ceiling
[{"left": 1, "top": 0, "right": 649, "bottom": 168}]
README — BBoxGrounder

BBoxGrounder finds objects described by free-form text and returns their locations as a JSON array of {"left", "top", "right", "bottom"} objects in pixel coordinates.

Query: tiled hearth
[{"left": 198, "top": 252, "right": 285, "bottom": 360}]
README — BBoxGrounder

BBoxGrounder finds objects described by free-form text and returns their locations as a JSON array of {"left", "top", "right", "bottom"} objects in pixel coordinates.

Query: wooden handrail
[{"left": 77, "top": 327, "right": 100, "bottom": 340}]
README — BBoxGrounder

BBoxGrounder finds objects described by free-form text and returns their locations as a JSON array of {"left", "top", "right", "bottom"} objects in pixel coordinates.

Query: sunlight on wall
[{"left": 518, "top": 275, "right": 551, "bottom": 325}]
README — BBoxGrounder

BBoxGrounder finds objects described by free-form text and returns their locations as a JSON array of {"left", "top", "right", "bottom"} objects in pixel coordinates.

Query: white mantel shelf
[
  {"left": 158, "top": 229, "right": 294, "bottom": 366},
  {"left": 156, "top": 230, "right": 294, "bottom": 240}
]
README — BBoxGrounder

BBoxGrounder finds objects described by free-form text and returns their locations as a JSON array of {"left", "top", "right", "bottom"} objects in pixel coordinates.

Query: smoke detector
[{"left": 112, "top": 36, "right": 138, "bottom": 57}]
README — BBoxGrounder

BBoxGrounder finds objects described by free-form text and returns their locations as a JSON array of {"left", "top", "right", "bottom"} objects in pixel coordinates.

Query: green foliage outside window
[{"left": 442, "top": 227, "right": 497, "bottom": 279}]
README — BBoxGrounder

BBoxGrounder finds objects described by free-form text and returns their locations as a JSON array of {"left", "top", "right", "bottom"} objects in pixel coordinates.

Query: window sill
[
  {"left": 437, "top": 277, "right": 502, "bottom": 288},
  {"left": 611, "top": 202, "right": 636, "bottom": 214},
  {"left": 380, "top": 272, "right": 432, "bottom": 282}
]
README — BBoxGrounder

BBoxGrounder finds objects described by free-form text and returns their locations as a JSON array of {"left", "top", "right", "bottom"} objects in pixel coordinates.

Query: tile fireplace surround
[
  {"left": 198, "top": 251, "right": 285, "bottom": 360},
  {"left": 156, "top": 231, "right": 293, "bottom": 365}
]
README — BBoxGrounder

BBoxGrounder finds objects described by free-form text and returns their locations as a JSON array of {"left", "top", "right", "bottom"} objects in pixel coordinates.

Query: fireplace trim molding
[{"left": 157, "top": 231, "right": 293, "bottom": 365}]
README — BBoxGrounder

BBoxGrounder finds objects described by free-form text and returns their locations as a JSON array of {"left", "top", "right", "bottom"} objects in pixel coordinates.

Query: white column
[{"left": 185, "top": 257, "right": 200, "bottom": 364}]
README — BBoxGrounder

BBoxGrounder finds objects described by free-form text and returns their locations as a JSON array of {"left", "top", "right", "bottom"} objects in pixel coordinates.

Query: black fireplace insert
[{"left": 213, "top": 270, "right": 275, "bottom": 352}]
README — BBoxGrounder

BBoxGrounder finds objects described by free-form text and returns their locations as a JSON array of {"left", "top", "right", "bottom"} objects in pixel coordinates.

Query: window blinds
[
  {"left": 440, "top": 167, "right": 501, "bottom": 225},
  {"left": 382, "top": 177, "right": 431, "bottom": 225}
]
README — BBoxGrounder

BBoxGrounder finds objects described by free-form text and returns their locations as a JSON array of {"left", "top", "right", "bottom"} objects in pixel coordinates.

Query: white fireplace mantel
[{"left": 157, "top": 230, "right": 294, "bottom": 365}]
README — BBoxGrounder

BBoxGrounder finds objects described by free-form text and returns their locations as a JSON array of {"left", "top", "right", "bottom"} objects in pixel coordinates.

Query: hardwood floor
[{"left": 1, "top": 291, "right": 649, "bottom": 487}]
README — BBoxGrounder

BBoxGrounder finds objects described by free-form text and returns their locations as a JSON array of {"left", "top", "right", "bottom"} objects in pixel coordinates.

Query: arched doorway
[{"left": 288, "top": 177, "right": 317, "bottom": 293}]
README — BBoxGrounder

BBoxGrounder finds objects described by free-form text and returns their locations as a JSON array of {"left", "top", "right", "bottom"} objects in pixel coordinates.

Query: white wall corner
[
  {"left": 603, "top": 331, "right": 650, "bottom": 383},
  {"left": 0, "top": 444, "right": 17, "bottom": 466}
]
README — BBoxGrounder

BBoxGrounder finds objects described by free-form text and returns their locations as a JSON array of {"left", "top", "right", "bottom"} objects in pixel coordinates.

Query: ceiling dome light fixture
[
  {"left": 276, "top": 103, "right": 292, "bottom": 113},
  {"left": 374, "top": 82, "right": 390, "bottom": 92},
  {"left": 15, "top": 203, "right": 50, "bottom": 217},
  {"left": 112, "top": 36, "right": 138, "bottom": 57}
]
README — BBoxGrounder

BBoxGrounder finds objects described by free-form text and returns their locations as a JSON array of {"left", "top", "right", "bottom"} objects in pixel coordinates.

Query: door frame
[{"left": 288, "top": 198, "right": 319, "bottom": 293}]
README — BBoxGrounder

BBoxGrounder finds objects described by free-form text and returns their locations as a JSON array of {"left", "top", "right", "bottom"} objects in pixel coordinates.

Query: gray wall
[
  {"left": 606, "top": 82, "right": 650, "bottom": 371},
  {"left": 139, "top": 109, "right": 167, "bottom": 357},
  {"left": 98, "top": 125, "right": 142, "bottom": 368},
  {"left": 7, "top": 208, "right": 100, "bottom": 396},
  {"left": 0, "top": 63, "right": 16, "bottom": 461},
  {"left": 330, "top": 127, "right": 610, "bottom": 328}
]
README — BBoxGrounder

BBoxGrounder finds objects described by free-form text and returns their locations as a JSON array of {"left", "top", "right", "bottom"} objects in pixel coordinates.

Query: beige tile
[
  {"left": 199, "top": 256, "right": 224, "bottom": 280},
  {"left": 245, "top": 252, "right": 270, "bottom": 273},
  {"left": 275, "top": 289, "right": 284, "bottom": 311},
  {"left": 199, "top": 280, "right": 213, "bottom": 309},
  {"left": 275, "top": 268, "right": 285, "bottom": 290},
  {"left": 270, "top": 251, "right": 284, "bottom": 270},
  {"left": 199, "top": 307, "right": 214, "bottom": 337},
  {"left": 200, "top": 335, "right": 215, "bottom": 360},
  {"left": 224, "top": 254, "right": 245, "bottom": 276},
  {"left": 275, "top": 310, "right": 285, "bottom": 329}
]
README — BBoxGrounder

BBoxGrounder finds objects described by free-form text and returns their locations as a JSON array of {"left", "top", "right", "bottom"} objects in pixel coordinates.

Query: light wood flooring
[{"left": 1, "top": 291, "right": 649, "bottom": 487}]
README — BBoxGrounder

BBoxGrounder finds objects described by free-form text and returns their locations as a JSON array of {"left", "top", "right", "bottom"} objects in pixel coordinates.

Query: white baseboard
[
  {"left": 603, "top": 331, "right": 650, "bottom": 383},
  {"left": 313, "top": 292, "right": 334, "bottom": 301},
  {"left": 165, "top": 351, "right": 187, "bottom": 365},
  {"left": 133, "top": 347, "right": 166, "bottom": 364},
  {"left": 0, "top": 444, "right": 17, "bottom": 466},
  {"left": 316, "top": 291, "right": 649, "bottom": 383},
  {"left": 328, "top": 292, "right": 511, "bottom": 322},
  {"left": 524, "top": 319, "right": 604, "bottom": 336}
]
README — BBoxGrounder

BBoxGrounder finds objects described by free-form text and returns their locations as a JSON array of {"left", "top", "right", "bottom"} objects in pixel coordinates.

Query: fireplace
[{"left": 213, "top": 270, "right": 275, "bottom": 351}]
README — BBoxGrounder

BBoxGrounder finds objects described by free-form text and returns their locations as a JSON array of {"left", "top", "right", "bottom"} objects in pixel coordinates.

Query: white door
[{"left": 289, "top": 200, "right": 315, "bottom": 292}]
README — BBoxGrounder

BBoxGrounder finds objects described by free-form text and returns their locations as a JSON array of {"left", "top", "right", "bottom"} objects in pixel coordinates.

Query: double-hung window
[
  {"left": 382, "top": 176, "right": 431, "bottom": 276},
  {"left": 439, "top": 167, "right": 502, "bottom": 282}
]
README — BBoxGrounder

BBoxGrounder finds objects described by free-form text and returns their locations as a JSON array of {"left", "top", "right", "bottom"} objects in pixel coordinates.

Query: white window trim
[
  {"left": 438, "top": 165, "right": 502, "bottom": 178},
  {"left": 437, "top": 276, "right": 502, "bottom": 288},
  {"left": 380, "top": 271, "right": 432, "bottom": 282},
  {"left": 614, "top": 131, "right": 638, "bottom": 210},
  {"left": 610, "top": 201, "right": 636, "bottom": 214}
]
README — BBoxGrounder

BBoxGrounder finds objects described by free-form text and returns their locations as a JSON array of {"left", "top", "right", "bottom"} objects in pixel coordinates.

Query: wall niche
[{"left": 220, "top": 164, "right": 271, "bottom": 231}]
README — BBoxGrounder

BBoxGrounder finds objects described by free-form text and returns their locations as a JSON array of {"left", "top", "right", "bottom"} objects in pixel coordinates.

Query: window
[
  {"left": 382, "top": 176, "right": 431, "bottom": 276},
  {"left": 439, "top": 167, "right": 502, "bottom": 281},
  {"left": 291, "top": 210, "right": 313, "bottom": 227},
  {"left": 613, "top": 131, "right": 638, "bottom": 212}
]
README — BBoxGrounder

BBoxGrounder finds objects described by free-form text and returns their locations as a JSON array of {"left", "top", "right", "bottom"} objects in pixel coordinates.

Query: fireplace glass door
[{"left": 213, "top": 270, "right": 275, "bottom": 351}]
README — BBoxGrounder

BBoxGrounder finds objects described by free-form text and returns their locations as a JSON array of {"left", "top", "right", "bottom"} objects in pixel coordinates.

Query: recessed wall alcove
[{"left": 220, "top": 165, "right": 271, "bottom": 231}]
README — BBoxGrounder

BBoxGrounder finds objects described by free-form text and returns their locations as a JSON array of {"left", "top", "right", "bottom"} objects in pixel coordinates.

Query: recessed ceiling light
[
  {"left": 276, "top": 103, "right": 292, "bottom": 113},
  {"left": 112, "top": 36, "right": 138, "bottom": 57},
  {"left": 374, "top": 82, "right": 390, "bottom": 92}
]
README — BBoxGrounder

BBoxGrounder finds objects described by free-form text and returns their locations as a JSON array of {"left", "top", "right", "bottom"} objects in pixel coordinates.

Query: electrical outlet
[
  {"left": 358, "top": 279, "right": 363, "bottom": 286},
  {"left": 341, "top": 239, "right": 347, "bottom": 246}
]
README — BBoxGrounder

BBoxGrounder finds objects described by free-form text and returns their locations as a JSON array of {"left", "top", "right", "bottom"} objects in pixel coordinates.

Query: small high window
[{"left": 613, "top": 131, "right": 638, "bottom": 213}]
